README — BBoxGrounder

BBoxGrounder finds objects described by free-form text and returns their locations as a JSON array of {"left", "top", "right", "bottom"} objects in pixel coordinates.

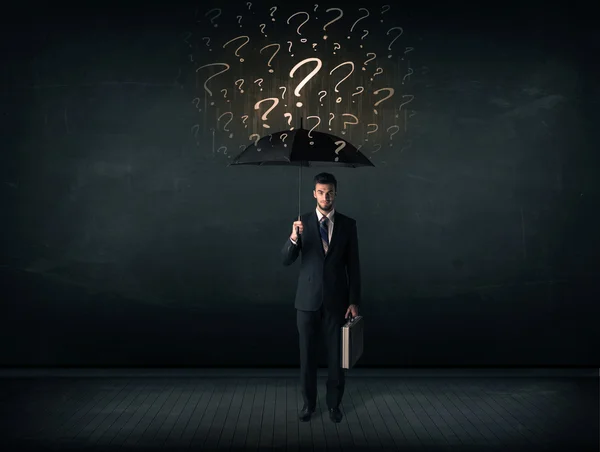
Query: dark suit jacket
[{"left": 282, "top": 210, "right": 361, "bottom": 315}]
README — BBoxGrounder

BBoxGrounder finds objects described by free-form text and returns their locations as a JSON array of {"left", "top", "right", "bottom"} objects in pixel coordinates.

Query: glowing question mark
[
  {"left": 246, "top": 2, "right": 252, "bottom": 9},
  {"left": 259, "top": 24, "right": 267, "bottom": 36},
  {"left": 386, "top": 27, "right": 403, "bottom": 58},
  {"left": 287, "top": 41, "right": 293, "bottom": 56},
  {"left": 402, "top": 67, "right": 414, "bottom": 83},
  {"left": 202, "top": 37, "right": 211, "bottom": 51},
  {"left": 281, "top": 132, "right": 289, "bottom": 146},
  {"left": 287, "top": 12, "right": 310, "bottom": 38},
  {"left": 284, "top": 112, "right": 294, "bottom": 130},
  {"left": 334, "top": 140, "right": 346, "bottom": 161},
  {"left": 270, "top": 6, "right": 277, "bottom": 21},
  {"left": 279, "top": 86, "right": 287, "bottom": 99},
  {"left": 218, "top": 111, "right": 233, "bottom": 132},
  {"left": 360, "top": 30, "right": 369, "bottom": 47},
  {"left": 306, "top": 115, "right": 321, "bottom": 143},
  {"left": 254, "top": 78, "right": 264, "bottom": 91},
  {"left": 223, "top": 35, "right": 250, "bottom": 62},
  {"left": 318, "top": 90, "right": 327, "bottom": 105},
  {"left": 373, "top": 87, "right": 395, "bottom": 114},
  {"left": 341, "top": 113, "right": 359, "bottom": 135},
  {"left": 221, "top": 88, "right": 228, "bottom": 99},
  {"left": 249, "top": 134, "right": 260, "bottom": 146},
  {"left": 371, "top": 67, "right": 384, "bottom": 81},
  {"left": 349, "top": 8, "right": 369, "bottom": 35},
  {"left": 289, "top": 57, "right": 323, "bottom": 108},
  {"left": 363, "top": 52, "right": 376, "bottom": 70},
  {"left": 387, "top": 125, "right": 400, "bottom": 145},
  {"left": 260, "top": 43, "right": 280, "bottom": 73},
  {"left": 333, "top": 42, "right": 341, "bottom": 54},
  {"left": 366, "top": 123, "right": 378, "bottom": 140},
  {"left": 312, "top": 43, "right": 318, "bottom": 51},
  {"left": 380, "top": 5, "right": 390, "bottom": 22},
  {"left": 235, "top": 79, "right": 245, "bottom": 93},
  {"left": 204, "top": 8, "right": 221, "bottom": 27},
  {"left": 323, "top": 8, "right": 344, "bottom": 39},
  {"left": 314, "top": 4, "right": 319, "bottom": 11},
  {"left": 196, "top": 63, "right": 230, "bottom": 101},
  {"left": 237, "top": 15, "right": 242, "bottom": 27},
  {"left": 241, "top": 114, "right": 249, "bottom": 128},
  {"left": 329, "top": 61, "right": 354, "bottom": 103},
  {"left": 254, "top": 98, "right": 280, "bottom": 128},
  {"left": 351, "top": 86, "right": 364, "bottom": 103}
]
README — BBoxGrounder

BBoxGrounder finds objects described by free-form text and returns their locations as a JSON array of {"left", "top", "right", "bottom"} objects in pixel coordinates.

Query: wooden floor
[{"left": 0, "top": 371, "right": 597, "bottom": 451}]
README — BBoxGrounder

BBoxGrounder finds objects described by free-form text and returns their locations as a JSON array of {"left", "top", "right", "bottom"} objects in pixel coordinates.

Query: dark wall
[{"left": 1, "top": 1, "right": 598, "bottom": 367}]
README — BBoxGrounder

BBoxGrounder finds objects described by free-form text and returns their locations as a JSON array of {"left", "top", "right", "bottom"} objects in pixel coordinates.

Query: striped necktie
[{"left": 320, "top": 216, "right": 329, "bottom": 254}]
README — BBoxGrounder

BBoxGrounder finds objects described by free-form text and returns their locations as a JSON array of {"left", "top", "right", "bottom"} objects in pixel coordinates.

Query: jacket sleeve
[
  {"left": 282, "top": 218, "right": 301, "bottom": 266},
  {"left": 346, "top": 220, "right": 361, "bottom": 306}
]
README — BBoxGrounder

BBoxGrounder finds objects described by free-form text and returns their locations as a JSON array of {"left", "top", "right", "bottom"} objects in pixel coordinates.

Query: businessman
[{"left": 282, "top": 172, "right": 361, "bottom": 424}]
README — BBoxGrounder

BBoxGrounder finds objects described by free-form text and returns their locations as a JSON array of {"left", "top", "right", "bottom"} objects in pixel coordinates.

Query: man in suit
[{"left": 282, "top": 172, "right": 361, "bottom": 424}]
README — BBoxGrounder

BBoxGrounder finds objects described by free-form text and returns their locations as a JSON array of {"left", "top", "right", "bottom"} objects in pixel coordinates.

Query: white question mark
[
  {"left": 182, "top": 31, "right": 192, "bottom": 47},
  {"left": 366, "top": 123, "right": 378, "bottom": 140},
  {"left": 191, "top": 97, "right": 201, "bottom": 111},
  {"left": 398, "top": 94, "right": 414, "bottom": 111},
  {"left": 318, "top": 90, "right": 327, "bottom": 105},
  {"left": 333, "top": 42, "right": 341, "bottom": 54},
  {"left": 254, "top": 98, "right": 280, "bottom": 128},
  {"left": 221, "top": 88, "right": 228, "bottom": 99},
  {"left": 371, "top": 67, "right": 383, "bottom": 81},
  {"left": 191, "top": 124, "right": 199, "bottom": 143},
  {"left": 363, "top": 52, "right": 376, "bottom": 70},
  {"left": 270, "top": 6, "right": 277, "bottom": 21},
  {"left": 402, "top": 67, "right": 414, "bottom": 83},
  {"left": 218, "top": 111, "right": 233, "bottom": 132},
  {"left": 284, "top": 112, "right": 294, "bottom": 130},
  {"left": 202, "top": 37, "right": 211, "bottom": 51},
  {"left": 372, "top": 144, "right": 382, "bottom": 153},
  {"left": 254, "top": 78, "right": 264, "bottom": 91},
  {"left": 237, "top": 15, "right": 243, "bottom": 27},
  {"left": 387, "top": 125, "right": 400, "bottom": 145},
  {"left": 380, "top": 5, "right": 390, "bottom": 22},
  {"left": 329, "top": 61, "right": 354, "bottom": 103},
  {"left": 287, "top": 41, "right": 294, "bottom": 56},
  {"left": 249, "top": 133, "right": 260, "bottom": 146},
  {"left": 334, "top": 140, "right": 346, "bottom": 161},
  {"left": 223, "top": 35, "right": 250, "bottom": 62},
  {"left": 279, "top": 86, "right": 287, "bottom": 99},
  {"left": 323, "top": 8, "right": 344, "bottom": 38},
  {"left": 306, "top": 115, "right": 321, "bottom": 143},
  {"left": 217, "top": 146, "right": 227, "bottom": 154},
  {"left": 351, "top": 86, "right": 364, "bottom": 103},
  {"left": 241, "top": 114, "right": 249, "bottom": 128},
  {"left": 287, "top": 12, "right": 310, "bottom": 37},
  {"left": 289, "top": 57, "right": 323, "bottom": 108},
  {"left": 314, "top": 4, "right": 319, "bottom": 11},
  {"left": 235, "top": 78, "right": 245, "bottom": 93},
  {"left": 281, "top": 133, "right": 288, "bottom": 146},
  {"left": 349, "top": 8, "right": 369, "bottom": 34},
  {"left": 204, "top": 8, "right": 221, "bottom": 27},
  {"left": 341, "top": 113, "right": 359, "bottom": 135},
  {"left": 360, "top": 30, "right": 369, "bottom": 47},
  {"left": 260, "top": 43, "right": 280, "bottom": 73},
  {"left": 386, "top": 27, "right": 403, "bottom": 58},
  {"left": 373, "top": 87, "right": 395, "bottom": 114},
  {"left": 246, "top": 2, "right": 252, "bottom": 10},
  {"left": 328, "top": 112, "right": 335, "bottom": 130},
  {"left": 196, "top": 63, "right": 230, "bottom": 101},
  {"left": 259, "top": 24, "right": 267, "bottom": 36}
]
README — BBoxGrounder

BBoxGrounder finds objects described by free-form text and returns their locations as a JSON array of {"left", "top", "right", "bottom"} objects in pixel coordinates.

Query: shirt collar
[{"left": 316, "top": 207, "right": 335, "bottom": 223}]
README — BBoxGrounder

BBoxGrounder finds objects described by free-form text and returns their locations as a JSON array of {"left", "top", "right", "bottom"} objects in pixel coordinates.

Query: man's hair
[{"left": 313, "top": 172, "right": 337, "bottom": 191}]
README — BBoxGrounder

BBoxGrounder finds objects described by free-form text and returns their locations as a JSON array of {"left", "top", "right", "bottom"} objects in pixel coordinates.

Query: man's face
[{"left": 314, "top": 183, "right": 336, "bottom": 212}]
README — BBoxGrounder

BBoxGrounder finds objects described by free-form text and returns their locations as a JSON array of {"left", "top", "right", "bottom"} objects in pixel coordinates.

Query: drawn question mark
[
  {"left": 371, "top": 67, "right": 384, "bottom": 81},
  {"left": 386, "top": 27, "right": 403, "bottom": 58},
  {"left": 218, "top": 111, "right": 234, "bottom": 133},
  {"left": 341, "top": 113, "right": 359, "bottom": 135},
  {"left": 372, "top": 144, "right": 382, "bottom": 153},
  {"left": 314, "top": 4, "right": 319, "bottom": 11},
  {"left": 349, "top": 8, "right": 369, "bottom": 36},
  {"left": 312, "top": 43, "right": 318, "bottom": 51},
  {"left": 235, "top": 78, "right": 245, "bottom": 93},
  {"left": 380, "top": 5, "right": 390, "bottom": 22},
  {"left": 281, "top": 132, "right": 289, "bottom": 146},
  {"left": 334, "top": 140, "right": 346, "bottom": 161},
  {"left": 333, "top": 42, "right": 341, "bottom": 54},
  {"left": 405, "top": 46, "right": 414, "bottom": 55},
  {"left": 254, "top": 98, "right": 280, "bottom": 128},
  {"left": 366, "top": 123, "right": 378, "bottom": 140},
  {"left": 191, "top": 124, "right": 200, "bottom": 143},
  {"left": 223, "top": 35, "right": 249, "bottom": 62},
  {"left": 259, "top": 24, "right": 267, "bottom": 36},
  {"left": 182, "top": 31, "right": 192, "bottom": 47},
  {"left": 196, "top": 63, "right": 230, "bottom": 103},
  {"left": 363, "top": 52, "right": 376, "bottom": 70},
  {"left": 360, "top": 30, "right": 369, "bottom": 47},
  {"left": 237, "top": 15, "right": 243, "bottom": 27},
  {"left": 387, "top": 125, "right": 400, "bottom": 145},
  {"left": 254, "top": 78, "right": 264, "bottom": 91},
  {"left": 246, "top": 2, "right": 252, "bottom": 10},
  {"left": 204, "top": 8, "right": 221, "bottom": 27},
  {"left": 287, "top": 41, "right": 294, "bottom": 56},
  {"left": 278, "top": 86, "right": 287, "bottom": 100},
  {"left": 306, "top": 115, "right": 321, "bottom": 144},
  {"left": 217, "top": 146, "right": 227, "bottom": 154},
  {"left": 241, "top": 114, "right": 249, "bottom": 128},
  {"left": 351, "top": 86, "right": 364, "bottom": 103},
  {"left": 328, "top": 112, "right": 335, "bottom": 130},
  {"left": 398, "top": 94, "right": 414, "bottom": 111},
  {"left": 323, "top": 8, "right": 344, "bottom": 38},
  {"left": 284, "top": 112, "right": 294, "bottom": 130},
  {"left": 270, "top": 6, "right": 277, "bottom": 21},
  {"left": 287, "top": 12, "right": 310, "bottom": 38},
  {"left": 373, "top": 87, "right": 395, "bottom": 114},
  {"left": 318, "top": 90, "right": 327, "bottom": 106},
  {"left": 260, "top": 43, "right": 280, "bottom": 73},
  {"left": 202, "top": 37, "right": 211, "bottom": 51},
  {"left": 221, "top": 88, "right": 228, "bottom": 100},
  {"left": 402, "top": 67, "right": 414, "bottom": 83},
  {"left": 289, "top": 57, "right": 323, "bottom": 108},
  {"left": 400, "top": 139, "right": 412, "bottom": 153},
  {"left": 191, "top": 97, "right": 201, "bottom": 112},
  {"left": 329, "top": 61, "right": 354, "bottom": 103},
  {"left": 249, "top": 134, "right": 260, "bottom": 148}
]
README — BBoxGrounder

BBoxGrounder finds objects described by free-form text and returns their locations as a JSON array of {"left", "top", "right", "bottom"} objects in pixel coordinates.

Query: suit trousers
[{"left": 296, "top": 305, "right": 346, "bottom": 410}]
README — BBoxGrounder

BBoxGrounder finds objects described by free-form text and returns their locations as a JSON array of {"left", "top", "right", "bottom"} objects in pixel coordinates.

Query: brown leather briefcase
[{"left": 341, "top": 315, "right": 364, "bottom": 369}]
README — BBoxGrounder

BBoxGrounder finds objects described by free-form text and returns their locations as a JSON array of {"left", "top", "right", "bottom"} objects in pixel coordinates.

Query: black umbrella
[{"left": 229, "top": 118, "right": 374, "bottom": 231}]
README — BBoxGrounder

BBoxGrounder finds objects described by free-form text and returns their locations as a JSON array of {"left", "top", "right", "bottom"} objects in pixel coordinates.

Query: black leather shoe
[
  {"left": 328, "top": 407, "right": 343, "bottom": 423},
  {"left": 298, "top": 405, "right": 315, "bottom": 422}
]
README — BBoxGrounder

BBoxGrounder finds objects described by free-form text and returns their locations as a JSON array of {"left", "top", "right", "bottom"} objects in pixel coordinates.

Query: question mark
[
  {"left": 387, "top": 125, "right": 400, "bottom": 145},
  {"left": 284, "top": 112, "right": 294, "bottom": 130},
  {"left": 254, "top": 78, "right": 264, "bottom": 91},
  {"left": 237, "top": 15, "right": 242, "bottom": 27},
  {"left": 249, "top": 134, "right": 260, "bottom": 147},
  {"left": 400, "top": 139, "right": 412, "bottom": 153},
  {"left": 289, "top": 57, "right": 323, "bottom": 108},
  {"left": 323, "top": 8, "right": 344, "bottom": 38},
  {"left": 254, "top": 98, "right": 280, "bottom": 128},
  {"left": 202, "top": 37, "right": 211, "bottom": 51},
  {"left": 218, "top": 112, "right": 233, "bottom": 133},
  {"left": 318, "top": 90, "right": 327, "bottom": 105},
  {"left": 372, "top": 144, "right": 382, "bottom": 153},
  {"left": 279, "top": 86, "right": 287, "bottom": 99},
  {"left": 223, "top": 35, "right": 250, "bottom": 62},
  {"left": 221, "top": 88, "right": 228, "bottom": 100},
  {"left": 371, "top": 67, "right": 384, "bottom": 81},
  {"left": 351, "top": 86, "right": 364, "bottom": 103},
  {"left": 329, "top": 61, "right": 354, "bottom": 103},
  {"left": 204, "top": 8, "right": 222, "bottom": 27},
  {"left": 191, "top": 97, "right": 201, "bottom": 112},
  {"left": 366, "top": 123, "right": 378, "bottom": 141},
  {"left": 281, "top": 132, "right": 289, "bottom": 146},
  {"left": 241, "top": 114, "right": 249, "bottom": 128},
  {"left": 333, "top": 42, "right": 341, "bottom": 54},
  {"left": 287, "top": 12, "right": 310, "bottom": 38},
  {"left": 402, "top": 67, "right": 414, "bottom": 83},
  {"left": 260, "top": 43, "right": 280, "bottom": 73},
  {"left": 386, "top": 27, "right": 403, "bottom": 58},
  {"left": 306, "top": 115, "right": 321, "bottom": 144},
  {"left": 287, "top": 41, "right": 294, "bottom": 56},
  {"left": 373, "top": 87, "right": 395, "bottom": 114},
  {"left": 270, "top": 6, "right": 277, "bottom": 21},
  {"left": 380, "top": 5, "right": 390, "bottom": 22},
  {"left": 349, "top": 8, "right": 369, "bottom": 36},
  {"left": 328, "top": 113, "right": 335, "bottom": 130},
  {"left": 235, "top": 79, "right": 245, "bottom": 93},
  {"left": 217, "top": 146, "right": 227, "bottom": 154},
  {"left": 246, "top": 2, "right": 252, "bottom": 10},
  {"left": 259, "top": 24, "right": 267, "bottom": 36},
  {"left": 196, "top": 63, "right": 230, "bottom": 103},
  {"left": 312, "top": 43, "right": 318, "bottom": 51},
  {"left": 191, "top": 124, "right": 200, "bottom": 143},
  {"left": 182, "top": 31, "right": 192, "bottom": 47},
  {"left": 398, "top": 94, "right": 414, "bottom": 111},
  {"left": 360, "top": 30, "right": 369, "bottom": 47},
  {"left": 334, "top": 140, "right": 346, "bottom": 161},
  {"left": 363, "top": 52, "right": 376, "bottom": 70},
  {"left": 314, "top": 4, "right": 319, "bottom": 11},
  {"left": 341, "top": 113, "right": 359, "bottom": 135}
]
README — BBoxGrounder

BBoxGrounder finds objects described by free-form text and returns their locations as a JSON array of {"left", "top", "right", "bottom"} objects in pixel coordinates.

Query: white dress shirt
[{"left": 290, "top": 207, "right": 335, "bottom": 246}]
